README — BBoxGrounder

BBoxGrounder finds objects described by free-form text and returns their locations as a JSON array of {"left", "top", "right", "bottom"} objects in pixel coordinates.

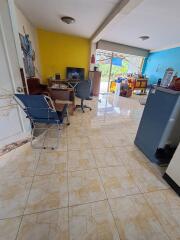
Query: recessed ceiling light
[
  {"left": 139, "top": 36, "right": 150, "bottom": 41},
  {"left": 61, "top": 16, "right": 75, "bottom": 24}
]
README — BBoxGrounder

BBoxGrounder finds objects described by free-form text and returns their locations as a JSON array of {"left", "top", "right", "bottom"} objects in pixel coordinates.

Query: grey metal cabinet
[{"left": 134, "top": 87, "right": 180, "bottom": 164}]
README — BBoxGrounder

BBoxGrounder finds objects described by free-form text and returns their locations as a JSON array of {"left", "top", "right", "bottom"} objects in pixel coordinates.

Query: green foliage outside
[{"left": 97, "top": 60, "right": 129, "bottom": 82}]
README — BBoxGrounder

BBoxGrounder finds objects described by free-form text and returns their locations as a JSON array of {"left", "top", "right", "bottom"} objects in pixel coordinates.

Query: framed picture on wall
[
  {"left": 161, "top": 68, "right": 175, "bottom": 87},
  {"left": 19, "top": 33, "right": 35, "bottom": 78}
]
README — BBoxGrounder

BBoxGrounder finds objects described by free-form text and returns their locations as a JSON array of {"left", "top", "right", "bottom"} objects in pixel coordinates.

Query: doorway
[
  {"left": 96, "top": 50, "right": 112, "bottom": 94},
  {"left": 96, "top": 49, "right": 144, "bottom": 94}
]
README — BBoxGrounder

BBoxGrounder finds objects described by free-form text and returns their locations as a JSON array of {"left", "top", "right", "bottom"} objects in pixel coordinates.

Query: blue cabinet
[{"left": 134, "top": 87, "right": 180, "bottom": 164}]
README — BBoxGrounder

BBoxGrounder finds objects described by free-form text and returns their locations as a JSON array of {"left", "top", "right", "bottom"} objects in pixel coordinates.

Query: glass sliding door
[
  {"left": 96, "top": 50, "right": 112, "bottom": 94},
  {"left": 96, "top": 49, "right": 144, "bottom": 94}
]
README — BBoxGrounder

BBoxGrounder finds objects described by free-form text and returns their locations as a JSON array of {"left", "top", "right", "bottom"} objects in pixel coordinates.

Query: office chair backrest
[
  {"left": 76, "top": 79, "right": 91, "bottom": 99},
  {"left": 14, "top": 94, "right": 59, "bottom": 121}
]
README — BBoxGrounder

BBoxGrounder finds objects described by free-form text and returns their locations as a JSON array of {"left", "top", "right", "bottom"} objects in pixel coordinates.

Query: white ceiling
[
  {"left": 102, "top": 0, "right": 180, "bottom": 50},
  {"left": 15, "top": 0, "right": 119, "bottom": 38},
  {"left": 15, "top": 0, "right": 180, "bottom": 50}
]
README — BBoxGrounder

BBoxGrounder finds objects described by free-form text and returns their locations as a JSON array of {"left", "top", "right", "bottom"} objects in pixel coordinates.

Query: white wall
[
  {"left": 97, "top": 40, "right": 149, "bottom": 57},
  {"left": 166, "top": 143, "right": 180, "bottom": 186},
  {"left": 15, "top": 5, "right": 41, "bottom": 78}
]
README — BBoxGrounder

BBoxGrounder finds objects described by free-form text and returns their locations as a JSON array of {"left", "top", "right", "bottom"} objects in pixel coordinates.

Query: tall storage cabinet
[
  {"left": 89, "top": 71, "right": 101, "bottom": 96},
  {"left": 134, "top": 87, "right": 180, "bottom": 164}
]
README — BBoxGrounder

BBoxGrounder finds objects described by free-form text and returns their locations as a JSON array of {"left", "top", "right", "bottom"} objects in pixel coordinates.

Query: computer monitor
[
  {"left": 66, "top": 67, "right": 85, "bottom": 80},
  {"left": 55, "top": 73, "right": 61, "bottom": 80}
]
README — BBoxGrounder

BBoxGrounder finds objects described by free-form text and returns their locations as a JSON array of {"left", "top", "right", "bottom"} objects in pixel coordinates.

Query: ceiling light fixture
[
  {"left": 139, "top": 36, "right": 150, "bottom": 41},
  {"left": 61, "top": 16, "right": 75, "bottom": 24}
]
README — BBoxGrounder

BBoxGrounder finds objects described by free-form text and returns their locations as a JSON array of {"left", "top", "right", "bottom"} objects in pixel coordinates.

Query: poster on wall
[
  {"left": 19, "top": 33, "right": 35, "bottom": 78},
  {"left": 161, "top": 68, "right": 175, "bottom": 87}
]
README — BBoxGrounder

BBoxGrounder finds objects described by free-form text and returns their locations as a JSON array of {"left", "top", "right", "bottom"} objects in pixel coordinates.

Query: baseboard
[
  {"left": 0, "top": 137, "right": 30, "bottom": 157},
  {"left": 163, "top": 173, "right": 180, "bottom": 196}
]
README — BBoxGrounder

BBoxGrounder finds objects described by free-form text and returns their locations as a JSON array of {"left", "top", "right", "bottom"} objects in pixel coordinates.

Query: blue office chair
[
  {"left": 75, "top": 79, "right": 92, "bottom": 112},
  {"left": 14, "top": 94, "right": 68, "bottom": 149}
]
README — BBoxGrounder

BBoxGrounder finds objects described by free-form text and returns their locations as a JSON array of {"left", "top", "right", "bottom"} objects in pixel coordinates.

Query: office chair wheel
[
  {"left": 67, "top": 123, "right": 70, "bottom": 126},
  {"left": 43, "top": 147, "right": 46, "bottom": 149},
  {"left": 51, "top": 147, "right": 55, "bottom": 150},
  {"left": 90, "top": 108, "right": 92, "bottom": 111}
]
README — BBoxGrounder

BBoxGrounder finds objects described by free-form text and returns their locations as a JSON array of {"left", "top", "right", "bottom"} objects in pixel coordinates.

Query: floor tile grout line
[
  {"left": 0, "top": 215, "right": 23, "bottom": 222},
  {"left": 142, "top": 192, "right": 171, "bottom": 240},
  {"left": 14, "top": 140, "right": 44, "bottom": 240},
  {"left": 11, "top": 193, "right": 145, "bottom": 219},
  {"left": 0, "top": 188, "right": 172, "bottom": 222},
  {"left": 66, "top": 125, "right": 70, "bottom": 240},
  {"left": 92, "top": 147, "right": 141, "bottom": 196},
  {"left": 96, "top": 100, "right": 145, "bottom": 237},
  {"left": 67, "top": 164, "right": 124, "bottom": 173},
  {"left": 124, "top": 158, "right": 170, "bottom": 194},
  {"left": 1, "top": 206, "right": 68, "bottom": 221},
  {"left": 91, "top": 145, "right": 169, "bottom": 239},
  {"left": 96, "top": 167, "right": 121, "bottom": 239},
  {"left": 67, "top": 144, "right": 134, "bottom": 150},
  {"left": 2, "top": 95, "right": 171, "bottom": 238},
  {"left": 121, "top": 159, "right": 170, "bottom": 214},
  {"left": 91, "top": 148, "right": 121, "bottom": 239},
  {"left": 4, "top": 146, "right": 162, "bottom": 179},
  {"left": 121, "top": 160, "right": 144, "bottom": 195},
  {"left": 3, "top": 158, "right": 166, "bottom": 216}
]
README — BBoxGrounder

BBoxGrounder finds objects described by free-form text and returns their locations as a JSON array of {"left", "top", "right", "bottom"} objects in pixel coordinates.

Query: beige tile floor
[{"left": 0, "top": 94, "right": 179, "bottom": 240}]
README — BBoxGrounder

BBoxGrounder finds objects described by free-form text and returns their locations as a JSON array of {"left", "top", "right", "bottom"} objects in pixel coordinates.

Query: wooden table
[
  {"left": 48, "top": 79, "right": 80, "bottom": 89},
  {"left": 48, "top": 87, "right": 75, "bottom": 115},
  {"left": 128, "top": 77, "right": 148, "bottom": 93}
]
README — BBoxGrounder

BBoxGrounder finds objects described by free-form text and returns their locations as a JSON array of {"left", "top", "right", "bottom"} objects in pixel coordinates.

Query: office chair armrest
[{"left": 44, "top": 95, "right": 56, "bottom": 111}]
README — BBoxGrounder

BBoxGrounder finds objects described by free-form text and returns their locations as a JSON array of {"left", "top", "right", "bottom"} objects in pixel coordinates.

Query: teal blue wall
[{"left": 143, "top": 47, "right": 180, "bottom": 84}]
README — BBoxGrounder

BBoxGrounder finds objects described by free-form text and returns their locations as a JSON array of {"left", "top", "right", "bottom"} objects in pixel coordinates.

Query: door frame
[
  {"left": 97, "top": 50, "right": 114, "bottom": 94},
  {"left": 107, "top": 52, "right": 113, "bottom": 93},
  {"left": 8, "top": 0, "right": 29, "bottom": 94},
  {"left": 0, "top": 15, "right": 25, "bottom": 133}
]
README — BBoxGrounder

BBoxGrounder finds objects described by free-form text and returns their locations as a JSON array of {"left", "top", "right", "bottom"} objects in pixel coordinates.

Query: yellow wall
[{"left": 37, "top": 29, "right": 90, "bottom": 82}]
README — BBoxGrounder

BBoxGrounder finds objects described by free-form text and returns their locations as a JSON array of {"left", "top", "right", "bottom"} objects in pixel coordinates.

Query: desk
[
  {"left": 48, "top": 79, "right": 80, "bottom": 89},
  {"left": 48, "top": 87, "right": 75, "bottom": 115}
]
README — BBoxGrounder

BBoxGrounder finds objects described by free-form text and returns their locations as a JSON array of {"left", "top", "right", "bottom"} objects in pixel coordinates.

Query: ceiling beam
[{"left": 91, "top": 0, "right": 144, "bottom": 43}]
